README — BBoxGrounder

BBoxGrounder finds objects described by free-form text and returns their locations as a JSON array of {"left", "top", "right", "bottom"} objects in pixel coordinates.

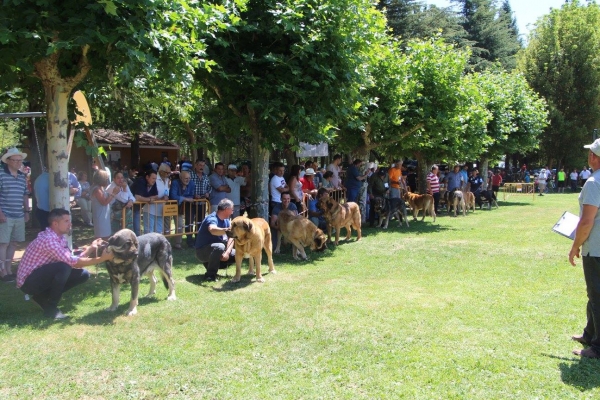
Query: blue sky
[{"left": 423, "top": 0, "right": 568, "bottom": 39}]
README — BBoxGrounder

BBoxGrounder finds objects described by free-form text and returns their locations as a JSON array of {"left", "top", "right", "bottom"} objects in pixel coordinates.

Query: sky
[{"left": 423, "top": 0, "right": 568, "bottom": 39}]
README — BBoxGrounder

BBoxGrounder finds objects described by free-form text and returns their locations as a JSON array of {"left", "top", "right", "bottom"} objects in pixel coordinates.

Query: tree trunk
[
  {"left": 248, "top": 106, "right": 269, "bottom": 220},
  {"left": 480, "top": 158, "right": 489, "bottom": 190},
  {"left": 131, "top": 132, "right": 140, "bottom": 169},
  {"left": 414, "top": 151, "right": 428, "bottom": 194}
]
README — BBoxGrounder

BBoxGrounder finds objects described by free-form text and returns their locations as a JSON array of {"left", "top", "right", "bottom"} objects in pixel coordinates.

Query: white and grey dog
[{"left": 100, "top": 229, "right": 176, "bottom": 316}]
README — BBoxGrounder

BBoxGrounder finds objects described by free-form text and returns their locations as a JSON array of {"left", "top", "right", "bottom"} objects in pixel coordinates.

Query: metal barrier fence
[
  {"left": 501, "top": 183, "right": 535, "bottom": 201},
  {"left": 119, "top": 199, "right": 211, "bottom": 237},
  {"left": 330, "top": 188, "right": 346, "bottom": 204}
]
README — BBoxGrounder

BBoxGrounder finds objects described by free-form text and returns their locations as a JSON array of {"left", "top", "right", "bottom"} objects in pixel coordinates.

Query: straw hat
[{"left": 1, "top": 148, "right": 27, "bottom": 163}]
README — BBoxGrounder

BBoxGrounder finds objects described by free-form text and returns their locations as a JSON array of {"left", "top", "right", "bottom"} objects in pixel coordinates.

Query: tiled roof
[{"left": 91, "top": 129, "right": 178, "bottom": 148}]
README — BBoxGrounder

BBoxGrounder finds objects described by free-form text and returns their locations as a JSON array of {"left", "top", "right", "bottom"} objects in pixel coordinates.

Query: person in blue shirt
[
  {"left": 468, "top": 169, "right": 493, "bottom": 208},
  {"left": 194, "top": 199, "right": 235, "bottom": 281},
  {"left": 33, "top": 171, "right": 50, "bottom": 231},
  {"left": 344, "top": 159, "right": 368, "bottom": 203},
  {"left": 170, "top": 170, "right": 196, "bottom": 249},
  {"left": 308, "top": 188, "right": 328, "bottom": 230}
]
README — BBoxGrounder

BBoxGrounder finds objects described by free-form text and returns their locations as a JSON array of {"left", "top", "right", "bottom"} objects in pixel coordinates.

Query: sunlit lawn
[{"left": 1, "top": 191, "right": 598, "bottom": 399}]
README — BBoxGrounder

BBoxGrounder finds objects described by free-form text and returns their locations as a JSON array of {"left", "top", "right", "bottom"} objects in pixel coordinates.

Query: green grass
[{"left": 1, "top": 192, "right": 599, "bottom": 399}]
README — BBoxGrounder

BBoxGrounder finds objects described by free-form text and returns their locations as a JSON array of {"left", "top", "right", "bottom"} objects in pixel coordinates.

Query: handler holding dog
[
  {"left": 16, "top": 208, "right": 114, "bottom": 319},
  {"left": 195, "top": 198, "right": 236, "bottom": 281}
]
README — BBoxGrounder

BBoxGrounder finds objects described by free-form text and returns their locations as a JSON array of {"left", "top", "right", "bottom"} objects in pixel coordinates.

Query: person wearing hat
[
  {"left": 224, "top": 164, "right": 247, "bottom": 218},
  {"left": 300, "top": 168, "right": 318, "bottom": 199},
  {"left": 0, "top": 148, "right": 30, "bottom": 283},
  {"left": 569, "top": 138, "right": 600, "bottom": 358}
]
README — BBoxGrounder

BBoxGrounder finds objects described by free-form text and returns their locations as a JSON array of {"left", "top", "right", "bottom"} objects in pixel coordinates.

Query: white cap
[
  {"left": 367, "top": 162, "right": 375, "bottom": 169},
  {"left": 584, "top": 139, "right": 600, "bottom": 157},
  {"left": 227, "top": 164, "right": 237, "bottom": 170}
]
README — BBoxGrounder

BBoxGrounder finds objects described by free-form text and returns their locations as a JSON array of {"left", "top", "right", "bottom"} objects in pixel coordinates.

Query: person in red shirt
[
  {"left": 17, "top": 208, "right": 114, "bottom": 319},
  {"left": 491, "top": 170, "right": 503, "bottom": 198},
  {"left": 300, "top": 168, "right": 318, "bottom": 199}
]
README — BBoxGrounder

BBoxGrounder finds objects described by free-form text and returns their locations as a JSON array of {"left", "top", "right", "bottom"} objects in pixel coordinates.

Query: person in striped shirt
[
  {"left": 427, "top": 165, "right": 441, "bottom": 214},
  {"left": 0, "top": 148, "right": 30, "bottom": 283}
]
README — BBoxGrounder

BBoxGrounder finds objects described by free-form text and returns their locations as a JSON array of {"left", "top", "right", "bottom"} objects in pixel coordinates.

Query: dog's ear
[{"left": 243, "top": 220, "right": 253, "bottom": 232}]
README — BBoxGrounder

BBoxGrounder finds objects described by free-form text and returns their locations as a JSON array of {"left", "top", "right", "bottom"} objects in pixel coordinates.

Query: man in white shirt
[
  {"left": 269, "top": 162, "right": 288, "bottom": 213},
  {"left": 225, "top": 164, "right": 247, "bottom": 218},
  {"left": 581, "top": 167, "right": 592, "bottom": 186},
  {"left": 326, "top": 154, "right": 343, "bottom": 189}
]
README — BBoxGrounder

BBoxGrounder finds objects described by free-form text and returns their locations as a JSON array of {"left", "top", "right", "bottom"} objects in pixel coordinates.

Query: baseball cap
[
  {"left": 227, "top": 164, "right": 238, "bottom": 170},
  {"left": 584, "top": 138, "right": 600, "bottom": 157}
]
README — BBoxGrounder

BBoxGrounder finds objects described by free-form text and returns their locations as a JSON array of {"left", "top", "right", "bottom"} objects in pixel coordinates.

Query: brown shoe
[
  {"left": 572, "top": 334, "right": 591, "bottom": 346},
  {"left": 573, "top": 347, "right": 600, "bottom": 358}
]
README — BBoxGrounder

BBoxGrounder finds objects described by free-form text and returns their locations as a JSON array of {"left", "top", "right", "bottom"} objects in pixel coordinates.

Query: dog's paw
[
  {"left": 105, "top": 306, "right": 118, "bottom": 312},
  {"left": 125, "top": 307, "right": 137, "bottom": 316},
  {"left": 269, "top": 269, "right": 277, "bottom": 274},
  {"left": 256, "top": 276, "right": 265, "bottom": 283},
  {"left": 167, "top": 294, "right": 177, "bottom": 301},
  {"left": 231, "top": 275, "right": 241, "bottom": 283}
]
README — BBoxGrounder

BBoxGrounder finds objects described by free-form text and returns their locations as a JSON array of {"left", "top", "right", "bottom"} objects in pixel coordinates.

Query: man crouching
[{"left": 17, "top": 208, "right": 114, "bottom": 319}]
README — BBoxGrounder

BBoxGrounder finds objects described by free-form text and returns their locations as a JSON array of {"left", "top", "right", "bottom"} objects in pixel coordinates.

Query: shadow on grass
[
  {"left": 559, "top": 359, "right": 600, "bottom": 390},
  {"left": 77, "top": 296, "right": 161, "bottom": 325},
  {"left": 363, "top": 221, "right": 454, "bottom": 236}
]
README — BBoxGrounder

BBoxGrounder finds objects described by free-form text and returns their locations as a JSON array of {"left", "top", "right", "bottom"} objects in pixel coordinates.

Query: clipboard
[{"left": 552, "top": 211, "right": 579, "bottom": 240}]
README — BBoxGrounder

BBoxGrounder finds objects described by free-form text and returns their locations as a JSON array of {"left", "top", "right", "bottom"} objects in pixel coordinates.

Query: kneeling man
[
  {"left": 195, "top": 199, "right": 236, "bottom": 281},
  {"left": 17, "top": 208, "right": 114, "bottom": 319}
]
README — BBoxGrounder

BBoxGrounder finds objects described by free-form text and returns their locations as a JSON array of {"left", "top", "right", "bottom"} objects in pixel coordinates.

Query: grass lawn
[{"left": 1, "top": 192, "right": 599, "bottom": 399}]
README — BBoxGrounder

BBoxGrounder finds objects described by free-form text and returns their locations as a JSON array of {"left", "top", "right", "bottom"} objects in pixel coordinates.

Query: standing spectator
[
  {"left": 287, "top": 165, "right": 304, "bottom": 212},
  {"left": 345, "top": 159, "right": 368, "bottom": 203},
  {"left": 427, "top": 165, "right": 441, "bottom": 214},
  {"left": 132, "top": 170, "right": 160, "bottom": 235},
  {"left": 224, "top": 164, "right": 247, "bottom": 218},
  {"left": 460, "top": 165, "right": 469, "bottom": 191},
  {"left": 74, "top": 171, "right": 92, "bottom": 226},
  {"left": 0, "top": 148, "right": 30, "bottom": 282},
  {"left": 581, "top": 167, "right": 592, "bottom": 187},
  {"left": 169, "top": 170, "right": 196, "bottom": 249},
  {"left": 326, "top": 154, "right": 343, "bottom": 190},
  {"left": 190, "top": 159, "right": 211, "bottom": 200},
  {"left": 491, "top": 170, "right": 503, "bottom": 198},
  {"left": 91, "top": 170, "right": 119, "bottom": 239},
  {"left": 269, "top": 162, "right": 289, "bottom": 211},
  {"left": 157, "top": 163, "right": 171, "bottom": 234},
  {"left": 367, "top": 168, "right": 388, "bottom": 227},
  {"left": 557, "top": 167, "right": 566, "bottom": 193},
  {"left": 445, "top": 165, "right": 464, "bottom": 193},
  {"left": 107, "top": 172, "right": 135, "bottom": 233},
  {"left": 388, "top": 161, "right": 403, "bottom": 199},
  {"left": 537, "top": 168, "right": 548, "bottom": 196},
  {"left": 406, "top": 167, "right": 417, "bottom": 193},
  {"left": 569, "top": 138, "right": 600, "bottom": 358},
  {"left": 570, "top": 168, "right": 579, "bottom": 192},
  {"left": 16, "top": 208, "right": 114, "bottom": 319},
  {"left": 33, "top": 170, "right": 50, "bottom": 231},
  {"left": 209, "top": 163, "right": 231, "bottom": 209}
]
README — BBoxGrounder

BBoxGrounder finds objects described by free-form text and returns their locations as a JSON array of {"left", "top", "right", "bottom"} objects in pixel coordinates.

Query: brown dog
[
  {"left": 403, "top": 191, "right": 436, "bottom": 222},
  {"left": 317, "top": 196, "right": 362, "bottom": 245},
  {"left": 228, "top": 216, "right": 276, "bottom": 283},
  {"left": 464, "top": 191, "right": 476, "bottom": 213},
  {"left": 274, "top": 210, "right": 327, "bottom": 260}
]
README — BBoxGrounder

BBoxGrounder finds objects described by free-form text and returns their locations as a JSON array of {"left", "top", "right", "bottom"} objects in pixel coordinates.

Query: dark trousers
[
  {"left": 20, "top": 262, "right": 89, "bottom": 313},
  {"left": 432, "top": 192, "right": 440, "bottom": 213},
  {"left": 195, "top": 242, "right": 236, "bottom": 279},
  {"left": 132, "top": 204, "right": 141, "bottom": 236},
  {"left": 36, "top": 209, "right": 49, "bottom": 232},
  {"left": 369, "top": 199, "right": 378, "bottom": 226},
  {"left": 571, "top": 181, "right": 578, "bottom": 192},
  {"left": 582, "top": 256, "right": 600, "bottom": 353}
]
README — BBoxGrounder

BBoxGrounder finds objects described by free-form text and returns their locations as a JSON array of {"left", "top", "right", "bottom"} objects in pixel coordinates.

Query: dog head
[
  {"left": 277, "top": 209, "right": 297, "bottom": 226},
  {"left": 228, "top": 216, "right": 253, "bottom": 241},
  {"left": 101, "top": 229, "right": 139, "bottom": 263},
  {"left": 311, "top": 228, "right": 328, "bottom": 252},
  {"left": 373, "top": 197, "right": 386, "bottom": 213},
  {"left": 318, "top": 196, "right": 338, "bottom": 213}
]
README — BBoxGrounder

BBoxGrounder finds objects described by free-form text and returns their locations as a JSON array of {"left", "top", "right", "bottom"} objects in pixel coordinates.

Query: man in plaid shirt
[
  {"left": 190, "top": 159, "right": 211, "bottom": 199},
  {"left": 17, "top": 209, "right": 114, "bottom": 319}
]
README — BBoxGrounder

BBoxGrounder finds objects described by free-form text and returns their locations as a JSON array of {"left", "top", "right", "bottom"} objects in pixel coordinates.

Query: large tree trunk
[
  {"left": 414, "top": 151, "right": 428, "bottom": 194},
  {"left": 480, "top": 158, "right": 490, "bottom": 190},
  {"left": 248, "top": 106, "right": 269, "bottom": 220},
  {"left": 131, "top": 132, "right": 140, "bottom": 169}
]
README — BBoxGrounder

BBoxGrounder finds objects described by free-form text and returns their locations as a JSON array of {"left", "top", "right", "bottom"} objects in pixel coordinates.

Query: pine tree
[{"left": 453, "top": 0, "right": 522, "bottom": 71}]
